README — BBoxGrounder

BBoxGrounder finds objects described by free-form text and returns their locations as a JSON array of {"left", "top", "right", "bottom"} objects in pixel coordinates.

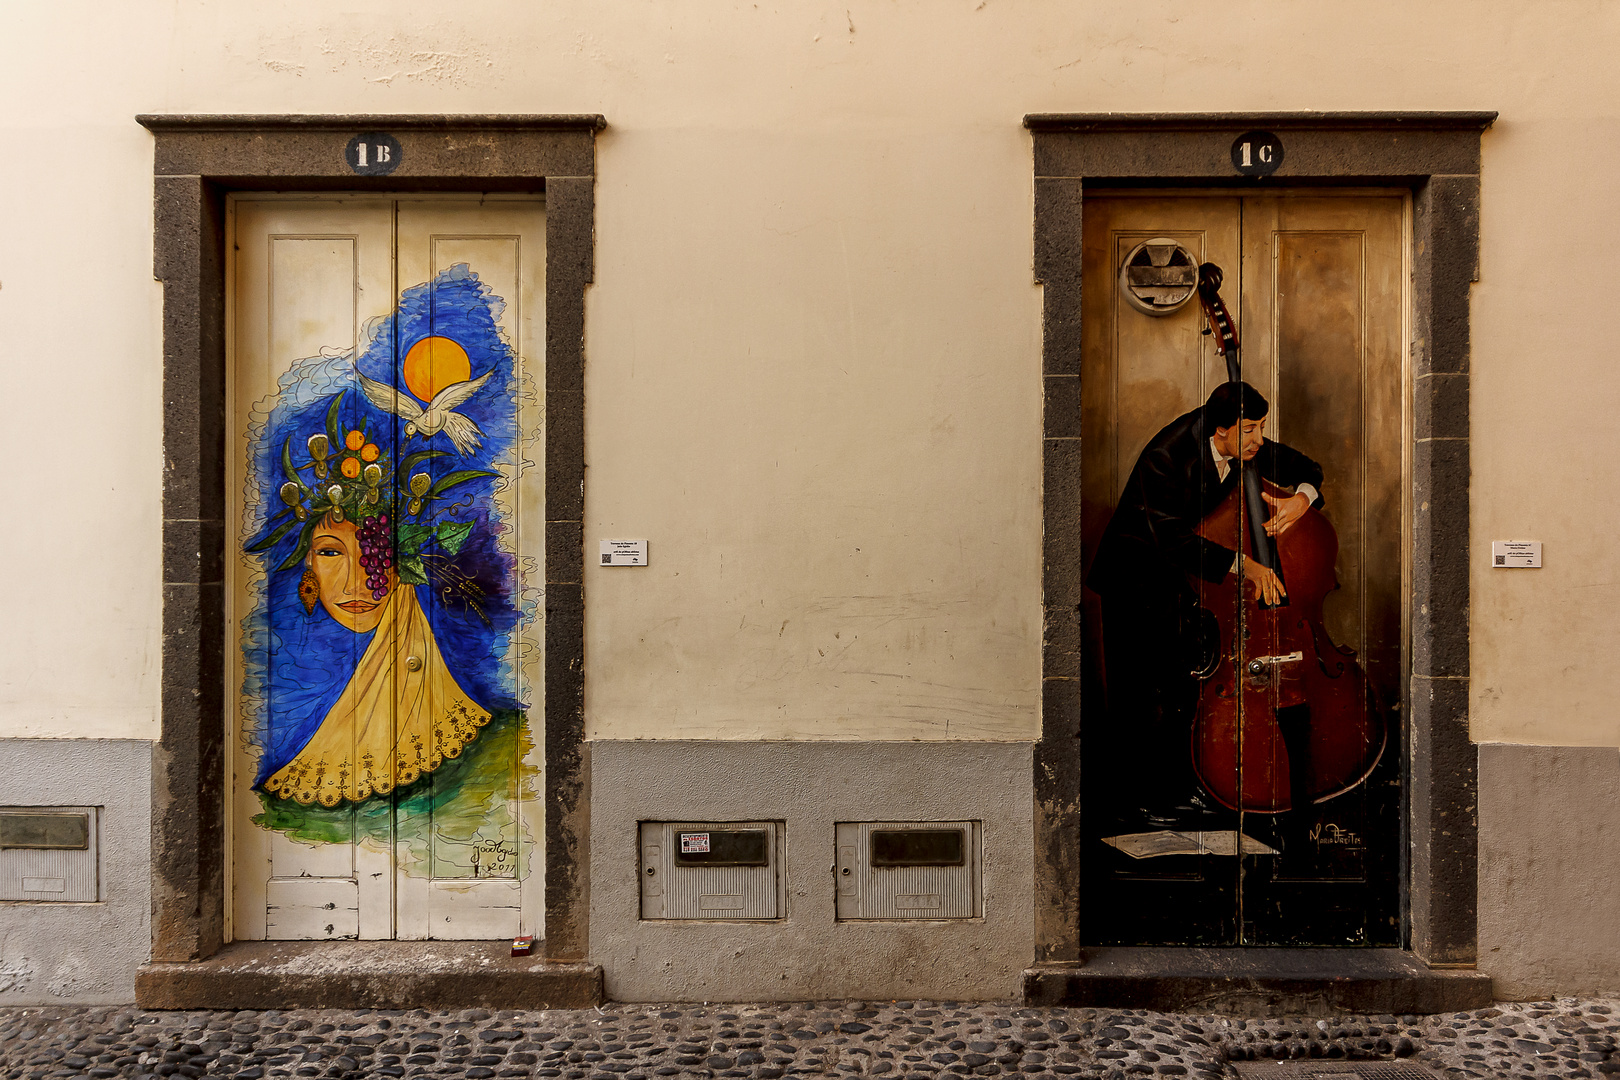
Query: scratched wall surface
[
  {"left": 0, "top": 741, "right": 151, "bottom": 1004},
  {"left": 0, "top": 2, "right": 1617, "bottom": 747}
]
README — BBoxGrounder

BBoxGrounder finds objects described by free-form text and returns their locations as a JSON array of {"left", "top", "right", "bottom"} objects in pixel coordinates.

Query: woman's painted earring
[{"left": 299, "top": 568, "right": 321, "bottom": 614}]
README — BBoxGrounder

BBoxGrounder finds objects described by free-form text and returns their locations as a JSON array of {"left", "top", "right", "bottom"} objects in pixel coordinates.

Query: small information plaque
[
  {"left": 1492, "top": 541, "right": 1542, "bottom": 568},
  {"left": 600, "top": 539, "right": 648, "bottom": 566}
]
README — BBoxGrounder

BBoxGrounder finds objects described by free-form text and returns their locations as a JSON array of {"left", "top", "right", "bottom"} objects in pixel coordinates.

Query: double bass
[{"left": 1188, "top": 263, "right": 1385, "bottom": 814}]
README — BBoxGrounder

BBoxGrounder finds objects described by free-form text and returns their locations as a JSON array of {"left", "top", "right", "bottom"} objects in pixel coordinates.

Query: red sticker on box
[{"left": 680, "top": 832, "right": 710, "bottom": 853}]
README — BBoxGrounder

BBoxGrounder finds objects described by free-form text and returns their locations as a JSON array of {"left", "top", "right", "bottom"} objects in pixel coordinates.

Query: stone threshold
[
  {"left": 1023, "top": 948, "right": 1493, "bottom": 1015},
  {"left": 136, "top": 940, "right": 603, "bottom": 1011}
]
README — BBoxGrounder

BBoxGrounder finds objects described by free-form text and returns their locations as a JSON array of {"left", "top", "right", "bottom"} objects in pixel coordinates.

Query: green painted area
[{"left": 252, "top": 708, "right": 536, "bottom": 878}]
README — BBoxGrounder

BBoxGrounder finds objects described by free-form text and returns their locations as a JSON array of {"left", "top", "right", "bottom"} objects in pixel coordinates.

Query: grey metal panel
[
  {"left": 639, "top": 821, "right": 780, "bottom": 920},
  {"left": 0, "top": 807, "right": 98, "bottom": 902},
  {"left": 836, "top": 821, "right": 980, "bottom": 920}
]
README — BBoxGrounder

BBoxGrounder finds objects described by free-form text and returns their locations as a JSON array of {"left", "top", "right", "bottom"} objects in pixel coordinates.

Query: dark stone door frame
[
  {"left": 1028, "top": 112, "right": 1496, "bottom": 967},
  {"left": 137, "top": 114, "right": 602, "bottom": 964}
]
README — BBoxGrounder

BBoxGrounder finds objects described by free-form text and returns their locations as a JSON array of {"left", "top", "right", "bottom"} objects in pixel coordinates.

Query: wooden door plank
[
  {"left": 265, "top": 878, "right": 361, "bottom": 940},
  {"left": 228, "top": 198, "right": 395, "bottom": 941},
  {"left": 1238, "top": 193, "right": 1406, "bottom": 945},
  {"left": 392, "top": 199, "right": 547, "bottom": 941},
  {"left": 1077, "top": 193, "right": 1244, "bottom": 946}
]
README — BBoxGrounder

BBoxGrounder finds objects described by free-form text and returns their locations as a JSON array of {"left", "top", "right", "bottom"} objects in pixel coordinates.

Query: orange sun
[{"left": 401, "top": 336, "right": 472, "bottom": 403}]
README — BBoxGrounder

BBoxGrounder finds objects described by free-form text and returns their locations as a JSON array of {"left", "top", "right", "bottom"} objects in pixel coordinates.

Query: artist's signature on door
[{"left": 1309, "top": 822, "right": 1363, "bottom": 848}]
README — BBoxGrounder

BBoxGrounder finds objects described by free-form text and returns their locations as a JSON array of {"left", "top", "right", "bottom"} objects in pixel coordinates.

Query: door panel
[
  {"left": 230, "top": 200, "right": 394, "bottom": 941},
  {"left": 268, "top": 828, "right": 352, "bottom": 878},
  {"left": 1079, "top": 196, "right": 1244, "bottom": 944},
  {"left": 1079, "top": 191, "right": 1404, "bottom": 947},
  {"left": 265, "top": 878, "right": 360, "bottom": 941},
  {"left": 229, "top": 196, "right": 545, "bottom": 942},
  {"left": 1237, "top": 196, "right": 1404, "bottom": 945},
  {"left": 391, "top": 200, "right": 546, "bottom": 940},
  {"left": 428, "top": 879, "right": 524, "bottom": 940}
]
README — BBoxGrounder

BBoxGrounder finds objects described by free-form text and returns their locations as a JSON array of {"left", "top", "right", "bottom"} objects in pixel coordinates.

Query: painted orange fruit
[
  {"left": 360, "top": 443, "right": 380, "bottom": 462},
  {"left": 345, "top": 430, "right": 366, "bottom": 451},
  {"left": 402, "top": 336, "right": 472, "bottom": 403},
  {"left": 340, "top": 457, "right": 362, "bottom": 479}
]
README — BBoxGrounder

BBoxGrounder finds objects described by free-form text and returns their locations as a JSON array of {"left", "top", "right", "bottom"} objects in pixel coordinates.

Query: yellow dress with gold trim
[{"left": 263, "top": 585, "right": 491, "bottom": 807}]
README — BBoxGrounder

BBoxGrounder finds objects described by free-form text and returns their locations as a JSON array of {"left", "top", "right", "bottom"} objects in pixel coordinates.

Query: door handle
[{"left": 1246, "top": 651, "right": 1302, "bottom": 675}]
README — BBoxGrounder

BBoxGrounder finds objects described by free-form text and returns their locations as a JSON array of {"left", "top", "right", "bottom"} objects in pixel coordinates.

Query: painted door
[
  {"left": 227, "top": 197, "right": 545, "bottom": 941},
  {"left": 1078, "top": 192, "right": 1404, "bottom": 945}
]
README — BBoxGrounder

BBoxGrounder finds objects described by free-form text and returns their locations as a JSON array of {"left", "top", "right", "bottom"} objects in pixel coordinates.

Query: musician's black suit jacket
[{"left": 1086, "top": 405, "right": 1324, "bottom": 601}]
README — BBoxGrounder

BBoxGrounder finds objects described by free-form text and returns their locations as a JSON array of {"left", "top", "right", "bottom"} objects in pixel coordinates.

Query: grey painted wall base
[
  {"left": 0, "top": 739, "right": 152, "bottom": 1005},
  {"left": 1479, "top": 743, "right": 1620, "bottom": 998},
  {"left": 589, "top": 741, "right": 1034, "bottom": 1002}
]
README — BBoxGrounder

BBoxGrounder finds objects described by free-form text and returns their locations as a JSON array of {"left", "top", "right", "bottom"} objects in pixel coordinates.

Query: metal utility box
[
  {"left": 639, "top": 821, "right": 784, "bottom": 920},
  {"left": 0, "top": 807, "right": 99, "bottom": 902},
  {"left": 836, "top": 820, "right": 981, "bottom": 920}
]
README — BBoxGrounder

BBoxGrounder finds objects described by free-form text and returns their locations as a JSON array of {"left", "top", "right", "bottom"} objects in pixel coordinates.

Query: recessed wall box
[
  {"left": 836, "top": 821, "right": 981, "bottom": 920},
  {"left": 640, "top": 821, "right": 783, "bottom": 920},
  {"left": 0, "top": 807, "right": 99, "bottom": 902}
]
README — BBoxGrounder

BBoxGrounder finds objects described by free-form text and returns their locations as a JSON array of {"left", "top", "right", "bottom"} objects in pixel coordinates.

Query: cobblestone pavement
[{"left": 3, "top": 999, "right": 1616, "bottom": 1080}]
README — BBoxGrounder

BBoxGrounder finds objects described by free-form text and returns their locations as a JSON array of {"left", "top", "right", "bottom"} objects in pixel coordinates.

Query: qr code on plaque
[
  {"left": 1495, "top": 555, "right": 1506, "bottom": 566},
  {"left": 603, "top": 553, "right": 613, "bottom": 564}
]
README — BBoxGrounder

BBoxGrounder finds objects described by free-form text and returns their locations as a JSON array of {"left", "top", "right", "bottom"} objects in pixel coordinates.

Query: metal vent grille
[{"left": 1231, "top": 1061, "right": 1443, "bottom": 1080}]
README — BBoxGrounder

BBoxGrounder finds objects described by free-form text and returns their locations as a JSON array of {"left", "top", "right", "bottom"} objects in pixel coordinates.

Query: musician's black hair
[{"left": 1204, "top": 381, "right": 1269, "bottom": 430}]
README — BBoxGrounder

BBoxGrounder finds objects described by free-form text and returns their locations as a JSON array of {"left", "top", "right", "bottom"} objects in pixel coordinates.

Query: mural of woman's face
[{"left": 309, "top": 516, "right": 395, "bottom": 633}]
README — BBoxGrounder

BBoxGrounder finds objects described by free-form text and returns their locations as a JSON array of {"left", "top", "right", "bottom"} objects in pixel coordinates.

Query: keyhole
[{"left": 645, "top": 866, "right": 656, "bottom": 876}]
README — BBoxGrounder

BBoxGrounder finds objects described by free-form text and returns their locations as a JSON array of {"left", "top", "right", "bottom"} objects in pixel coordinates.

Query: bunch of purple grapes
[{"left": 356, "top": 513, "right": 394, "bottom": 601}]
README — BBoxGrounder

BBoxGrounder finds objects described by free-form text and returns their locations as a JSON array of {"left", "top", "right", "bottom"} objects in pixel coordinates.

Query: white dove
[{"left": 356, "top": 369, "right": 494, "bottom": 455}]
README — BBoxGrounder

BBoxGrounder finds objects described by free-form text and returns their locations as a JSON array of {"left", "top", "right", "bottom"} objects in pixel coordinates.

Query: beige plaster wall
[{"left": 2, "top": 0, "right": 1618, "bottom": 746}]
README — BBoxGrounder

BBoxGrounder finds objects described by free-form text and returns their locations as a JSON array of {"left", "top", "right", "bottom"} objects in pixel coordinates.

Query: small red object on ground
[{"left": 510, "top": 934, "right": 535, "bottom": 957}]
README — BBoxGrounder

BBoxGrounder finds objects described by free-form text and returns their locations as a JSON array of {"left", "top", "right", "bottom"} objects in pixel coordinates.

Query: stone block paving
[{"left": 2, "top": 999, "right": 1616, "bottom": 1080}]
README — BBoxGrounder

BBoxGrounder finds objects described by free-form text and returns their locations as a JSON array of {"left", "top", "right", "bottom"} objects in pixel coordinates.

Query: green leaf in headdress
[
  {"left": 397, "top": 523, "right": 433, "bottom": 553},
  {"left": 325, "top": 392, "right": 344, "bottom": 451},
  {"left": 397, "top": 450, "right": 449, "bottom": 482},
  {"left": 434, "top": 521, "right": 474, "bottom": 556},
  {"left": 397, "top": 554, "right": 429, "bottom": 586},
  {"left": 246, "top": 517, "right": 301, "bottom": 554},
  {"left": 276, "top": 518, "right": 320, "bottom": 572},
  {"left": 280, "top": 438, "right": 313, "bottom": 497},
  {"left": 427, "top": 470, "right": 500, "bottom": 498}
]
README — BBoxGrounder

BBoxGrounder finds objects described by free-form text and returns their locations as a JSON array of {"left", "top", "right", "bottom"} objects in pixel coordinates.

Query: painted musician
[{"left": 1086, "top": 381, "right": 1323, "bottom": 830}]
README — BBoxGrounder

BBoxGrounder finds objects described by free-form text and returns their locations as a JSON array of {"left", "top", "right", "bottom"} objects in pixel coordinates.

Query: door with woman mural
[
  {"left": 1079, "top": 191, "right": 1406, "bottom": 945},
  {"left": 227, "top": 196, "right": 545, "bottom": 940}
]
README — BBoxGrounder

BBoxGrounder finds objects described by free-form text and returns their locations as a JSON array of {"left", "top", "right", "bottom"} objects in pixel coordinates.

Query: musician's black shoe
[
  {"left": 1138, "top": 806, "right": 1181, "bottom": 829},
  {"left": 1169, "top": 791, "right": 1219, "bottom": 817}
]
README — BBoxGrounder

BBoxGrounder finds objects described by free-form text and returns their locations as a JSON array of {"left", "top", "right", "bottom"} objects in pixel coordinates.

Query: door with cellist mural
[
  {"left": 1079, "top": 191, "right": 1405, "bottom": 945},
  {"left": 227, "top": 196, "right": 545, "bottom": 941}
]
